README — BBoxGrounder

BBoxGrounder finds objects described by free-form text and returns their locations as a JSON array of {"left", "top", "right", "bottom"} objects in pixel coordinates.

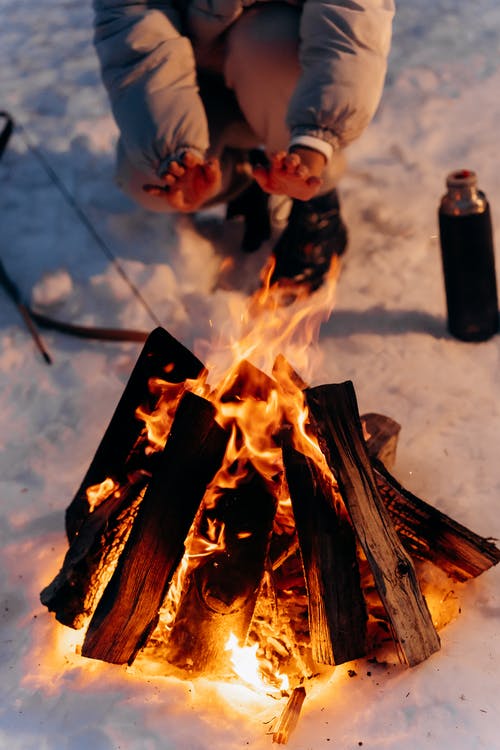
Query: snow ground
[{"left": 1, "top": 1, "right": 500, "bottom": 748}]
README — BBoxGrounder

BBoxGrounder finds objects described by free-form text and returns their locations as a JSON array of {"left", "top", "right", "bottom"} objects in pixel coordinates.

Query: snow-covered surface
[{"left": 2, "top": 1, "right": 500, "bottom": 748}]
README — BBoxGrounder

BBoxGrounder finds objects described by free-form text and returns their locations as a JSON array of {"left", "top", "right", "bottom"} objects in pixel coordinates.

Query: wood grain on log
[
  {"left": 40, "top": 470, "right": 149, "bottom": 628},
  {"left": 280, "top": 426, "right": 367, "bottom": 666},
  {"left": 164, "top": 466, "right": 277, "bottom": 674},
  {"left": 373, "top": 459, "right": 500, "bottom": 581},
  {"left": 81, "top": 391, "right": 228, "bottom": 665},
  {"left": 65, "top": 327, "right": 204, "bottom": 541},
  {"left": 306, "top": 382, "right": 441, "bottom": 667},
  {"left": 273, "top": 687, "right": 307, "bottom": 745}
]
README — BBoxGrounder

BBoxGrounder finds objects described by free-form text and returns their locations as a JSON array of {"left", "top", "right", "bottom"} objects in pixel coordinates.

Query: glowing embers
[
  {"left": 86, "top": 477, "right": 119, "bottom": 513},
  {"left": 226, "top": 632, "right": 289, "bottom": 693}
]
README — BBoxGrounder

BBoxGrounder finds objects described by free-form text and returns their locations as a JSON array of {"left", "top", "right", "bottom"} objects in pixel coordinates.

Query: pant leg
[{"left": 223, "top": 3, "right": 345, "bottom": 193}]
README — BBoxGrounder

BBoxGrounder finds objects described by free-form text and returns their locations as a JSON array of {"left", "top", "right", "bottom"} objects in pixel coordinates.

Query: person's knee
[
  {"left": 224, "top": 5, "right": 301, "bottom": 151},
  {"left": 227, "top": 4, "right": 300, "bottom": 60},
  {"left": 224, "top": 4, "right": 300, "bottom": 92}
]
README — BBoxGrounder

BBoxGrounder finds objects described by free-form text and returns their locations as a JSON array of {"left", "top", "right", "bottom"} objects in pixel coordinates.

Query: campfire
[{"left": 40, "top": 288, "right": 500, "bottom": 743}]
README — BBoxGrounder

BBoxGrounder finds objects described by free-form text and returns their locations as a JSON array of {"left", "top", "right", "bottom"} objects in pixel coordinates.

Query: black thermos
[{"left": 438, "top": 169, "right": 499, "bottom": 341}]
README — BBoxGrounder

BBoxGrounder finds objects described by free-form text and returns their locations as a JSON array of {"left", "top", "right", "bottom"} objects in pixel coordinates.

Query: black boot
[
  {"left": 271, "top": 188, "right": 348, "bottom": 292},
  {"left": 226, "top": 180, "right": 271, "bottom": 253}
]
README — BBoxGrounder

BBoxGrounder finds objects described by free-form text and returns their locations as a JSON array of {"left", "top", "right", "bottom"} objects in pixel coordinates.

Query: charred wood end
[
  {"left": 40, "top": 470, "right": 149, "bottom": 628},
  {"left": 362, "top": 412, "right": 401, "bottom": 470}
]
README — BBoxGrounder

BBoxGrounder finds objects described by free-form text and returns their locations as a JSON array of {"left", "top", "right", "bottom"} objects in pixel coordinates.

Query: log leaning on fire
[
  {"left": 164, "top": 359, "right": 279, "bottom": 674},
  {"left": 65, "top": 327, "right": 204, "bottom": 542},
  {"left": 40, "top": 470, "right": 150, "bottom": 628},
  {"left": 164, "top": 467, "right": 277, "bottom": 674},
  {"left": 361, "top": 413, "right": 500, "bottom": 580},
  {"left": 280, "top": 427, "right": 368, "bottom": 666},
  {"left": 373, "top": 460, "right": 500, "bottom": 581},
  {"left": 81, "top": 391, "right": 229, "bottom": 665},
  {"left": 361, "top": 413, "right": 500, "bottom": 581},
  {"left": 305, "top": 382, "right": 441, "bottom": 667},
  {"left": 40, "top": 327, "right": 205, "bottom": 628}
]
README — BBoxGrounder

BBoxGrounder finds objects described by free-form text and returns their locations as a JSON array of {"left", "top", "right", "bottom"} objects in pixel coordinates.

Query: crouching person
[{"left": 93, "top": 0, "right": 394, "bottom": 293}]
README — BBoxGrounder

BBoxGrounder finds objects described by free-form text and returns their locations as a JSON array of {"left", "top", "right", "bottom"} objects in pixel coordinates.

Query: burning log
[
  {"left": 280, "top": 426, "right": 367, "bottom": 666},
  {"left": 164, "top": 466, "right": 277, "bottom": 674},
  {"left": 41, "top": 327, "right": 205, "bottom": 628},
  {"left": 373, "top": 459, "right": 500, "bottom": 581},
  {"left": 40, "top": 470, "right": 149, "bottom": 628},
  {"left": 65, "top": 327, "right": 204, "bottom": 541},
  {"left": 164, "top": 359, "right": 279, "bottom": 674},
  {"left": 305, "top": 382, "right": 441, "bottom": 667},
  {"left": 82, "top": 391, "right": 229, "bottom": 665}
]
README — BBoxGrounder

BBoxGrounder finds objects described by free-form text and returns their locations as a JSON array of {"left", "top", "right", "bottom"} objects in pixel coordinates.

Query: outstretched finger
[
  {"left": 202, "top": 159, "right": 220, "bottom": 180},
  {"left": 296, "top": 164, "right": 309, "bottom": 180},
  {"left": 181, "top": 151, "right": 203, "bottom": 168},
  {"left": 168, "top": 161, "right": 186, "bottom": 178},
  {"left": 142, "top": 183, "right": 168, "bottom": 196},
  {"left": 162, "top": 173, "right": 177, "bottom": 187},
  {"left": 283, "top": 153, "right": 301, "bottom": 172},
  {"left": 166, "top": 188, "right": 186, "bottom": 211},
  {"left": 269, "top": 151, "right": 287, "bottom": 171}
]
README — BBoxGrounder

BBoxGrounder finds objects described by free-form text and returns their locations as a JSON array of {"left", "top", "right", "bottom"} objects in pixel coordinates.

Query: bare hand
[
  {"left": 143, "top": 152, "right": 221, "bottom": 212},
  {"left": 252, "top": 149, "right": 325, "bottom": 201}
]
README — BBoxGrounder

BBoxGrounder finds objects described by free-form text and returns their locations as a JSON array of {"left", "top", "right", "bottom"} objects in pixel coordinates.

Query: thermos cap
[{"left": 445, "top": 169, "right": 478, "bottom": 189}]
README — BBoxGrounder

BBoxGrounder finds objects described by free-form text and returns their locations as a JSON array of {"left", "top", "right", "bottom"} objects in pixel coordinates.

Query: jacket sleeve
[
  {"left": 287, "top": 0, "right": 394, "bottom": 151},
  {"left": 93, "top": 0, "right": 209, "bottom": 179}
]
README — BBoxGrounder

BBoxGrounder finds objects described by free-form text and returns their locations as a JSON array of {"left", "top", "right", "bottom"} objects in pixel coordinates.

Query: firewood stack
[{"left": 41, "top": 327, "right": 500, "bottom": 721}]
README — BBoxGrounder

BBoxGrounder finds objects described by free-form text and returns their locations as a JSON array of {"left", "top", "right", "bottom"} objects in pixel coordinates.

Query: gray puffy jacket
[{"left": 93, "top": 0, "right": 394, "bottom": 178}]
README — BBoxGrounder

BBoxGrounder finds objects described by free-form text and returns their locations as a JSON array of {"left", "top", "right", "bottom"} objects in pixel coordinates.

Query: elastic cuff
[{"left": 288, "top": 135, "right": 334, "bottom": 163}]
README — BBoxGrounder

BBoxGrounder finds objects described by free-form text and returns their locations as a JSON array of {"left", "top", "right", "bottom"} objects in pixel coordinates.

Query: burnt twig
[{"left": 0, "top": 258, "right": 52, "bottom": 364}]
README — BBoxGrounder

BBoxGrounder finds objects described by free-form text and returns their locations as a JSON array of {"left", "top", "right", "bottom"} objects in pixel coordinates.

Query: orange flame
[
  {"left": 122, "top": 253, "right": 343, "bottom": 686},
  {"left": 86, "top": 477, "right": 118, "bottom": 513},
  {"left": 134, "top": 378, "right": 187, "bottom": 453},
  {"left": 226, "top": 632, "right": 290, "bottom": 694}
]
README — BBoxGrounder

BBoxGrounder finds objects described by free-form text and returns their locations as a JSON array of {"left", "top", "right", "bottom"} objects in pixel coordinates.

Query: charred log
[
  {"left": 362, "top": 413, "right": 401, "bottom": 471},
  {"left": 164, "top": 465, "right": 277, "bottom": 674},
  {"left": 373, "top": 459, "right": 500, "bottom": 581},
  {"left": 40, "top": 469, "right": 149, "bottom": 628},
  {"left": 306, "top": 382, "right": 441, "bottom": 667},
  {"left": 280, "top": 426, "right": 367, "bottom": 666},
  {"left": 81, "top": 391, "right": 228, "bottom": 665},
  {"left": 65, "top": 327, "right": 204, "bottom": 541}
]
